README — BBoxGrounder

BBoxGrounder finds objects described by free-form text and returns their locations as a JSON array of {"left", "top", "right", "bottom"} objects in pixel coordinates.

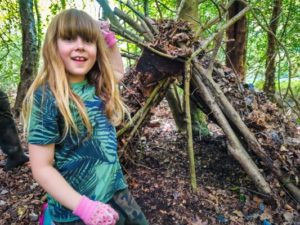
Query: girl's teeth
[{"left": 74, "top": 57, "right": 85, "bottom": 61}]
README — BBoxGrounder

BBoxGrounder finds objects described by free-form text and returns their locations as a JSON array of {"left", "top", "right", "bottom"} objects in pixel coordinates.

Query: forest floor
[{"left": 0, "top": 100, "right": 299, "bottom": 225}]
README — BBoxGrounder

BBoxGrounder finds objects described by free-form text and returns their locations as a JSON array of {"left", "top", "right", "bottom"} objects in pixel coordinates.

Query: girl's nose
[{"left": 75, "top": 37, "right": 84, "bottom": 49}]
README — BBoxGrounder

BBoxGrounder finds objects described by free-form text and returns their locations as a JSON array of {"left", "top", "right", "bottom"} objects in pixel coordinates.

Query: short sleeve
[{"left": 27, "top": 86, "right": 60, "bottom": 144}]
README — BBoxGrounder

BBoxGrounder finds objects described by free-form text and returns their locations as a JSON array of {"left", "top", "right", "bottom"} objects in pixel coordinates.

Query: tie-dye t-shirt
[{"left": 28, "top": 80, "right": 127, "bottom": 222}]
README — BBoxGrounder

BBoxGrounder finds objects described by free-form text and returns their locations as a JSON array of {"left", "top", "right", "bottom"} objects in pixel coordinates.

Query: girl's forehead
[{"left": 57, "top": 17, "right": 99, "bottom": 42}]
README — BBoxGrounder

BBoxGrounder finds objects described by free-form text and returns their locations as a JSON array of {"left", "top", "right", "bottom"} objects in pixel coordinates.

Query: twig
[
  {"left": 110, "top": 24, "right": 145, "bottom": 46},
  {"left": 121, "top": 51, "right": 140, "bottom": 60},
  {"left": 117, "top": 0, "right": 159, "bottom": 34},
  {"left": 114, "top": 7, "right": 154, "bottom": 41},
  {"left": 195, "top": 0, "right": 235, "bottom": 38},
  {"left": 117, "top": 79, "right": 170, "bottom": 137},
  {"left": 210, "top": 0, "right": 222, "bottom": 20},
  {"left": 156, "top": 0, "right": 177, "bottom": 14},
  {"left": 120, "top": 79, "right": 172, "bottom": 150},
  {"left": 154, "top": 0, "right": 163, "bottom": 19},
  {"left": 176, "top": 0, "right": 187, "bottom": 21},
  {"left": 250, "top": 7, "right": 300, "bottom": 112},
  {"left": 207, "top": 32, "right": 224, "bottom": 74}
]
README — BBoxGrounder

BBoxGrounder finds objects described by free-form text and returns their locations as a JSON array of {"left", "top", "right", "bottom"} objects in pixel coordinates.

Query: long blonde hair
[{"left": 23, "top": 9, "right": 126, "bottom": 138}]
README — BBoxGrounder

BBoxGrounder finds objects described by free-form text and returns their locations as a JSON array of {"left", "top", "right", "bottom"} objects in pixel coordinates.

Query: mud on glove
[{"left": 73, "top": 196, "right": 119, "bottom": 225}]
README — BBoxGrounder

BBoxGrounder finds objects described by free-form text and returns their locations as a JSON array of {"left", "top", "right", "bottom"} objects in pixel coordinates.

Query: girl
[{"left": 22, "top": 9, "right": 148, "bottom": 225}]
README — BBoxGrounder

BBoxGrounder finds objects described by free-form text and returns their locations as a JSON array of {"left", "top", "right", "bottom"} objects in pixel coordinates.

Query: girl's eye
[
  {"left": 83, "top": 39, "right": 94, "bottom": 44},
  {"left": 63, "top": 37, "right": 75, "bottom": 41}
]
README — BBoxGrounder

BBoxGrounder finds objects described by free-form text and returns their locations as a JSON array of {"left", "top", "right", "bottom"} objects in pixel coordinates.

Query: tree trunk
[
  {"left": 225, "top": 1, "right": 247, "bottom": 80},
  {"left": 166, "top": 85, "right": 186, "bottom": 132},
  {"left": 14, "top": 0, "right": 39, "bottom": 117},
  {"left": 174, "top": 0, "right": 210, "bottom": 136},
  {"left": 176, "top": 0, "right": 199, "bottom": 30},
  {"left": 263, "top": 0, "right": 282, "bottom": 100},
  {"left": 0, "top": 89, "right": 29, "bottom": 170}
]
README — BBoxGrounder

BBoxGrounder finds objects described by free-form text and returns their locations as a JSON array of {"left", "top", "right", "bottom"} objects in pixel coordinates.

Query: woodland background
[{"left": 0, "top": 0, "right": 300, "bottom": 224}]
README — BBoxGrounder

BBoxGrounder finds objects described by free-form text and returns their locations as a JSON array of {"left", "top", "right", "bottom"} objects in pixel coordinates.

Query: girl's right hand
[{"left": 73, "top": 196, "right": 119, "bottom": 225}]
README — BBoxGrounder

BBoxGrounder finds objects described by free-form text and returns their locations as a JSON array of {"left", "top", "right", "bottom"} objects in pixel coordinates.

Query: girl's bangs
[{"left": 57, "top": 10, "right": 99, "bottom": 42}]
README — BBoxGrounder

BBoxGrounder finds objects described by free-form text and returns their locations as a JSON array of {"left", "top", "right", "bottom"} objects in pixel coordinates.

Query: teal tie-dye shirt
[{"left": 28, "top": 80, "right": 127, "bottom": 222}]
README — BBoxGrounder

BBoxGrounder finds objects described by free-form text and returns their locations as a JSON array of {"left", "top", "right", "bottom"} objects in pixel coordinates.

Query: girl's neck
[{"left": 70, "top": 79, "right": 88, "bottom": 88}]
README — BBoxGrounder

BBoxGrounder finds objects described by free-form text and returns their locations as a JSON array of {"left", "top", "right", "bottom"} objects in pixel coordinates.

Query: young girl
[{"left": 22, "top": 9, "right": 148, "bottom": 225}]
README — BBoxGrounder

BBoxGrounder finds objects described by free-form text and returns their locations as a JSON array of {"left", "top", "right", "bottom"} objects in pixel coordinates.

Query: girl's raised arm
[
  {"left": 99, "top": 20, "right": 125, "bottom": 82},
  {"left": 106, "top": 44, "right": 125, "bottom": 83}
]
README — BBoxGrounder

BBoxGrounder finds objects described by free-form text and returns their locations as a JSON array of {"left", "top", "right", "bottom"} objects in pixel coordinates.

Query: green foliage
[
  {"left": 0, "top": 0, "right": 22, "bottom": 91},
  {"left": 246, "top": 0, "right": 300, "bottom": 84}
]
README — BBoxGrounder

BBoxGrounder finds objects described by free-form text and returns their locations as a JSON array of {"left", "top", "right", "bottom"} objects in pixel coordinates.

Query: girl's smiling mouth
[{"left": 71, "top": 56, "right": 87, "bottom": 62}]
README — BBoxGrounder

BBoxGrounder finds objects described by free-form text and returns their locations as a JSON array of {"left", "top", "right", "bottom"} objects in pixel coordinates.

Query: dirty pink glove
[
  {"left": 73, "top": 196, "right": 119, "bottom": 225},
  {"left": 98, "top": 20, "right": 117, "bottom": 48}
]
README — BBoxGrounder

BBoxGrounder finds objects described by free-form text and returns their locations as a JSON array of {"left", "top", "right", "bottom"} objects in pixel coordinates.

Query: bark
[
  {"left": 176, "top": 0, "right": 199, "bottom": 30},
  {"left": 33, "top": 0, "right": 42, "bottom": 50},
  {"left": 0, "top": 89, "right": 29, "bottom": 170},
  {"left": 263, "top": 0, "right": 282, "bottom": 99},
  {"left": 165, "top": 85, "right": 186, "bottom": 132},
  {"left": 225, "top": 1, "right": 247, "bottom": 80},
  {"left": 14, "top": 0, "right": 39, "bottom": 117}
]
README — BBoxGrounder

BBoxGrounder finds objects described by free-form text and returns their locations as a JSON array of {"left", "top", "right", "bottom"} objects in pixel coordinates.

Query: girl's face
[{"left": 57, "top": 36, "right": 97, "bottom": 83}]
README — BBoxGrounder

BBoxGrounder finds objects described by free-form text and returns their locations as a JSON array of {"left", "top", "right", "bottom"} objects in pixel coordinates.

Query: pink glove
[
  {"left": 73, "top": 196, "right": 119, "bottom": 225},
  {"left": 98, "top": 20, "right": 117, "bottom": 48}
]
